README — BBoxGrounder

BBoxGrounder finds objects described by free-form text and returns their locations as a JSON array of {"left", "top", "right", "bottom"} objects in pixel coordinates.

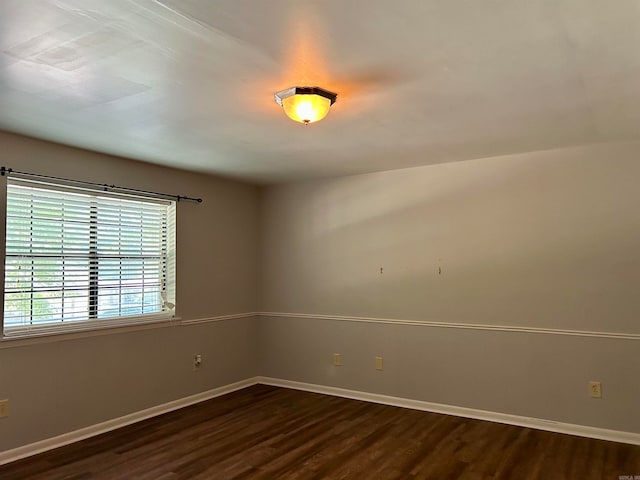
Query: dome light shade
[{"left": 275, "top": 86, "right": 338, "bottom": 124}]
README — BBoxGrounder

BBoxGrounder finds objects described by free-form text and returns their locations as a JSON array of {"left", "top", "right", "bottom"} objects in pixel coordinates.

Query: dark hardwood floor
[{"left": 1, "top": 384, "right": 639, "bottom": 479}]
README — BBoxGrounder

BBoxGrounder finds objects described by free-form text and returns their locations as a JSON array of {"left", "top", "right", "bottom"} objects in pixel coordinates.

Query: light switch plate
[
  {"left": 0, "top": 399, "right": 9, "bottom": 418},
  {"left": 375, "top": 356, "right": 383, "bottom": 371}
]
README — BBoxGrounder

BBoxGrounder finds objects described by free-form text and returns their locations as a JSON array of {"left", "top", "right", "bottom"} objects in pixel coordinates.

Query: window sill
[{"left": 1, "top": 315, "right": 180, "bottom": 349}]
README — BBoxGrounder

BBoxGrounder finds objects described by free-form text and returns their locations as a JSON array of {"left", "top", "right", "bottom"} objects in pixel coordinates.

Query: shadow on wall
[{"left": 262, "top": 145, "right": 640, "bottom": 333}]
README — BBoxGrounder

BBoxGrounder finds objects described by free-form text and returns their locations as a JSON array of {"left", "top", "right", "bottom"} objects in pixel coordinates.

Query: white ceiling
[{"left": 1, "top": 0, "right": 640, "bottom": 184}]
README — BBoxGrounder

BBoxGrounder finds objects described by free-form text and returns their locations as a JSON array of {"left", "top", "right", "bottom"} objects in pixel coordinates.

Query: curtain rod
[{"left": 0, "top": 167, "right": 203, "bottom": 203}]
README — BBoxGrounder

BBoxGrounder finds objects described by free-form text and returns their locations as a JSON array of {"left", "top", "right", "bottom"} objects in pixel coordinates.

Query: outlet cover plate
[{"left": 589, "top": 381, "right": 602, "bottom": 398}]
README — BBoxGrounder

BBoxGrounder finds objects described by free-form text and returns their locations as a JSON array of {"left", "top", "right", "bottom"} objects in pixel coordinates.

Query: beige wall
[
  {"left": 0, "top": 131, "right": 260, "bottom": 451},
  {"left": 259, "top": 142, "right": 640, "bottom": 433}
]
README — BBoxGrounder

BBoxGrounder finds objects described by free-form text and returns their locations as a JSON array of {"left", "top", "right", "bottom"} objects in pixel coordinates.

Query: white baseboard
[
  {"left": 0, "top": 377, "right": 259, "bottom": 467},
  {"left": 257, "top": 376, "right": 640, "bottom": 446},
  {"left": 3, "top": 375, "right": 638, "bottom": 467}
]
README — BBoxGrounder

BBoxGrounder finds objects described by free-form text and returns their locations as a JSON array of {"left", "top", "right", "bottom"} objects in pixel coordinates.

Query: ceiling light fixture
[{"left": 274, "top": 86, "right": 338, "bottom": 125}]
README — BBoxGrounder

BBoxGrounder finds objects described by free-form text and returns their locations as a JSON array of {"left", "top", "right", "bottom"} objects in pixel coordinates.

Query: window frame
[{"left": 1, "top": 175, "right": 176, "bottom": 340}]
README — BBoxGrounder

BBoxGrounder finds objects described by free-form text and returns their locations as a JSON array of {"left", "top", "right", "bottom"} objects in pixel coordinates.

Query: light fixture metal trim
[
  {"left": 274, "top": 86, "right": 338, "bottom": 124},
  {"left": 274, "top": 86, "right": 338, "bottom": 106}
]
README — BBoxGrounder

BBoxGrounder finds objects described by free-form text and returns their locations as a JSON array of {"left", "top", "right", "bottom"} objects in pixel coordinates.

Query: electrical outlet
[
  {"left": 375, "top": 356, "right": 383, "bottom": 371},
  {"left": 0, "top": 399, "right": 9, "bottom": 418},
  {"left": 589, "top": 381, "right": 602, "bottom": 398},
  {"left": 333, "top": 353, "right": 342, "bottom": 366},
  {"left": 193, "top": 354, "right": 202, "bottom": 370}
]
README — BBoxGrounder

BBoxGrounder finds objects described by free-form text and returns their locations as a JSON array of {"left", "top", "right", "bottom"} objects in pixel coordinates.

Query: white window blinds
[{"left": 3, "top": 177, "right": 176, "bottom": 338}]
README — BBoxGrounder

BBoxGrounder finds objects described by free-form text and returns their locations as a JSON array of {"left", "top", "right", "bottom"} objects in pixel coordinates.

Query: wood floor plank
[{"left": 1, "top": 384, "right": 638, "bottom": 479}]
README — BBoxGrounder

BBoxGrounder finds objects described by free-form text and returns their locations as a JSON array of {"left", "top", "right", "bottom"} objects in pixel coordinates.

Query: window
[{"left": 3, "top": 176, "right": 176, "bottom": 338}]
